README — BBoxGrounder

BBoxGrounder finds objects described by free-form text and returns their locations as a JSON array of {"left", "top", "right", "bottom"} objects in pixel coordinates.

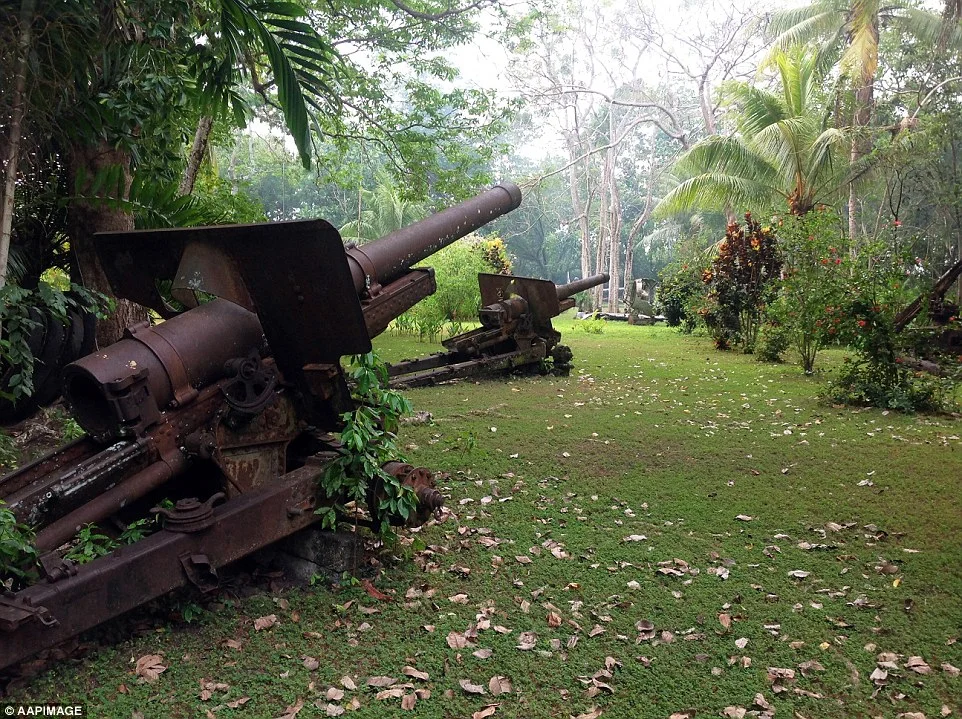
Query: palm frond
[
  {"left": 654, "top": 173, "right": 781, "bottom": 219},
  {"left": 675, "top": 135, "right": 776, "bottom": 182},
  {"left": 727, "top": 84, "right": 786, "bottom": 137}
]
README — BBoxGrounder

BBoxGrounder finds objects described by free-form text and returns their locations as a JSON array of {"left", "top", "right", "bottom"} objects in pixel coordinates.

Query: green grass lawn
[{"left": 9, "top": 316, "right": 962, "bottom": 719}]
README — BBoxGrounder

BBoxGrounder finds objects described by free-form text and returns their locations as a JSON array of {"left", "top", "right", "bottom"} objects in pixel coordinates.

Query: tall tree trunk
[
  {"left": 0, "top": 0, "right": 36, "bottom": 289},
  {"left": 565, "top": 130, "right": 592, "bottom": 294},
  {"left": 623, "top": 144, "right": 658, "bottom": 293},
  {"left": 179, "top": 115, "right": 214, "bottom": 196},
  {"left": 68, "top": 142, "right": 149, "bottom": 347},
  {"left": 848, "top": 14, "right": 879, "bottom": 242}
]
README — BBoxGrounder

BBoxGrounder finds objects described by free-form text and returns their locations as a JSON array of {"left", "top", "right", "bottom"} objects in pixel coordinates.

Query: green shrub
[
  {"left": 575, "top": 313, "right": 606, "bottom": 334},
  {"left": 404, "top": 238, "right": 502, "bottom": 342},
  {"left": 755, "top": 314, "right": 791, "bottom": 363},
  {"left": 775, "top": 209, "right": 850, "bottom": 373},
  {"left": 656, "top": 261, "right": 703, "bottom": 332}
]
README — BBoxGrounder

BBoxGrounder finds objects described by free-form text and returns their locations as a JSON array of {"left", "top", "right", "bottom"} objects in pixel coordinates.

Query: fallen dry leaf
[
  {"left": 571, "top": 707, "right": 602, "bottom": 719},
  {"left": 226, "top": 697, "right": 250, "bottom": 709},
  {"left": 275, "top": 698, "right": 304, "bottom": 719},
  {"left": 303, "top": 656, "right": 320, "bottom": 671},
  {"left": 516, "top": 631, "right": 537, "bottom": 650},
  {"left": 375, "top": 688, "right": 405, "bottom": 700},
  {"left": 366, "top": 676, "right": 398, "bottom": 687},
  {"left": 254, "top": 614, "right": 278, "bottom": 631},
  {"left": 447, "top": 631, "right": 471, "bottom": 649},
  {"left": 459, "top": 679, "right": 486, "bottom": 695},
  {"left": 718, "top": 613, "right": 732, "bottom": 631},
  {"left": 401, "top": 693, "right": 417, "bottom": 710},
  {"left": 326, "top": 687, "right": 345, "bottom": 701},
  {"left": 134, "top": 654, "right": 166, "bottom": 683},
  {"left": 734, "top": 637, "right": 749, "bottom": 649},
  {"left": 360, "top": 579, "right": 391, "bottom": 601},
  {"left": 489, "top": 676, "right": 512, "bottom": 695},
  {"left": 722, "top": 708, "right": 746, "bottom": 719},
  {"left": 473, "top": 705, "right": 499, "bottom": 719},
  {"left": 548, "top": 611, "right": 563, "bottom": 628},
  {"left": 403, "top": 666, "right": 430, "bottom": 681},
  {"left": 473, "top": 648, "right": 493, "bottom": 659}
]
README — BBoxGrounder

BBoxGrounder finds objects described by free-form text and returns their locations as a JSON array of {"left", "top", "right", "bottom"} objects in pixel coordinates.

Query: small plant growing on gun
[
  {"left": 317, "top": 352, "right": 417, "bottom": 536},
  {"left": 0, "top": 500, "right": 38, "bottom": 589}
]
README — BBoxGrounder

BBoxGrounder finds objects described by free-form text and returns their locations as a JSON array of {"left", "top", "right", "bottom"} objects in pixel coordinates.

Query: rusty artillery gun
[
  {"left": 386, "top": 272, "right": 609, "bottom": 388},
  {"left": 0, "top": 183, "right": 522, "bottom": 671}
]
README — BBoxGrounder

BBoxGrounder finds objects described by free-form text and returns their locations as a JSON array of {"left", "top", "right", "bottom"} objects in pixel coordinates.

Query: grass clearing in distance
[{"left": 10, "top": 316, "right": 962, "bottom": 718}]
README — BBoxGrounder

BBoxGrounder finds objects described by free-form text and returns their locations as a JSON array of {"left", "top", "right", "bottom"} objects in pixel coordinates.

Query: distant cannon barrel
[
  {"left": 346, "top": 182, "right": 522, "bottom": 294},
  {"left": 556, "top": 273, "right": 610, "bottom": 300}
]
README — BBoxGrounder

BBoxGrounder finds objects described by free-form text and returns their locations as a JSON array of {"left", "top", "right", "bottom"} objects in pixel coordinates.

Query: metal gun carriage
[{"left": 0, "top": 183, "right": 522, "bottom": 670}]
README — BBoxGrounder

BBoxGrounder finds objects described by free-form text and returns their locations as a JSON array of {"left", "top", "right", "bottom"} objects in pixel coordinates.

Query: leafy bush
[
  {"left": 755, "top": 313, "right": 791, "bottom": 363},
  {"left": 405, "top": 238, "right": 502, "bottom": 341},
  {"left": 575, "top": 313, "right": 606, "bottom": 334},
  {"left": 656, "top": 260, "right": 703, "bottom": 332},
  {"left": 701, "top": 213, "right": 782, "bottom": 352},
  {"left": 822, "top": 244, "right": 956, "bottom": 412},
  {"left": 826, "top": 354, "right": 956, "bottom": 413},
  {"left": 775, "top": 209, "right": 850, "bottom": 373}
]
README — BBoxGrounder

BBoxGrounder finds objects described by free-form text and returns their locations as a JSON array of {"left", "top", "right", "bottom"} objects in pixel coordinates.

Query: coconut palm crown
[{"left": 655, "top": 49, "right": 848, "bottom": 218}]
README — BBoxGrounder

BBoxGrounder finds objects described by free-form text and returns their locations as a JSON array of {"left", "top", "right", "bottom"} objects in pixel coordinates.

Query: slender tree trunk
[
  {"left": 0, "top": 0, "right": 36, "bottom": 289},
  {"left": 68, "top": 142, "right": 149, "bottom": 347},
  {"left": 565, "top": 130, "right": 592, "bottom": 292},
  {"left": 623, "top": 144, "right": 658, "bottom": 294},
  {"left": 179, "top": 115, "right": 214, "bottom": 196},
  {"left": 848, "top": 15, "right": 879, "bottom": 243}
]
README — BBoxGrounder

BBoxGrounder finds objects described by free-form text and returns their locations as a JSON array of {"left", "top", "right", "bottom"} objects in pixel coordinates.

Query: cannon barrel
[
  {"left": 556, "top": 273, "right": 610, "bottom": 300},
  {"left": 346, "top": 182, "right": 521, "bottom": 294}
]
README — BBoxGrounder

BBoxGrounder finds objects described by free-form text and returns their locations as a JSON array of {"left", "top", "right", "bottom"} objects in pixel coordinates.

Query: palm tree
[
  {"left": 655, "top": 49, "right": 848, "bottom": 219},
  {"left": 340, "top": 172, "right": 427, "bottom": 244},
  {"left": 766, "top": 0, "right": 953, "bottom": 236}
]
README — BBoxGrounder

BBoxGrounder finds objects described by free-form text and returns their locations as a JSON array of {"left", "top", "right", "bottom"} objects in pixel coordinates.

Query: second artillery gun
[
  {"left": 0, "top": 183, "right": 522, "bottom": 671},
  {"left": 386, "top": 272, "right": 609, "bottom": 388}
]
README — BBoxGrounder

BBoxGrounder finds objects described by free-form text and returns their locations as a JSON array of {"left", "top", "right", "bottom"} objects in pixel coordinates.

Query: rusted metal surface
[
  {"left": 0, "top": 464, "right": 326, "bottom": 669},
  {"left": 62, "top": 299, "right": 265, "bottom": 441},
  {"left": 382, "top": 462, "right": 444, "bottom": 526},
  {"left": 361, "top": 269, "right": 437, "bottom": 338},
  {"left": 346, "top": 183, "right": 521, "bottom": 296},
  {"left": 213, "top": 391, "right": 299, "bottom": 496},
  {"left": 34, "top": 453, "right": 187, "bottom": 552},
  {"left": 0, "top": 437, "right": 105, "bottom": 501},
  {"left": 479, "top": 273, "right": 561, "bottom": 326},
  {"left": 3, "top": 440, "right": 149, "bottom": 527},
  {"left": 556, "top": 273, "right": 610, "bottom": 300}
]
